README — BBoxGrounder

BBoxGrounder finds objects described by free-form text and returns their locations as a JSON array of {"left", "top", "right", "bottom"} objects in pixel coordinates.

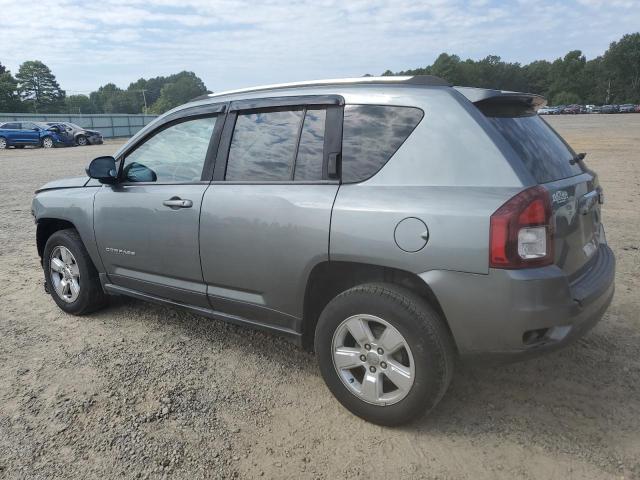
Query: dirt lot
[{"left": 0, "top": 115, "right": 639, "bottom": 480}]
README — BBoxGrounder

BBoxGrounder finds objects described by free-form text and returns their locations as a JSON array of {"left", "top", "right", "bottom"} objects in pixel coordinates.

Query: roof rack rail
[{"left": 203, "top": 75, "right": 450, "bottom": 99}]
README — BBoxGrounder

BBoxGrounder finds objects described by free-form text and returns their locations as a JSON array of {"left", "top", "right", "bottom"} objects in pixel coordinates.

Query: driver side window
[{"left": 122, "top": 116, "right": 217, "bottom": 183}]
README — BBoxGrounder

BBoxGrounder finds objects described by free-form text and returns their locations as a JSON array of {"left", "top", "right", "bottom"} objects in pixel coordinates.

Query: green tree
[
  {"left": 603, "top": 33, "right": 640, "bottom": 103},
  {"left": 89, "top": 83, "right": 140, "bottom": 113},
  {"left": 65, "top": 94, "right": 96, "bottom": 114},
  {"left": 378, "top": 32, "right": 640, "bottom": 104},
  {"left": 149, "top": 71, "right": 208, "bottom": 114},
  {"left": 0, "top": 62, "right": 23, "bottom": 112},
  {"left": 551, "top": 91, "right": 581, "bottom": 105},
  {"left": 15, "top": 60, "right": 65, "bottom": 113},
  {"left": 547, "top": 50, "right": 587, "bottom": 103}
]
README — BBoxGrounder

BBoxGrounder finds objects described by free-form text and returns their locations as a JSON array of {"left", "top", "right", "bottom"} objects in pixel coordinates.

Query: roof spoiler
[{"left": 454, "top": 86, "right": 546, "bottom": 109}]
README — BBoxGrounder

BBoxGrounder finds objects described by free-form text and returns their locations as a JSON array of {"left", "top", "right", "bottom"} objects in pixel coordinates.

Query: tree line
[
  {"left": 0, "top": 61, "right": 209, "bottom": 115},
  {"left": 379, "top": 32, "right": 640, "bottom": 105},
  {"left": 1, "top": 32, "right": 638, "bottom": 114}
]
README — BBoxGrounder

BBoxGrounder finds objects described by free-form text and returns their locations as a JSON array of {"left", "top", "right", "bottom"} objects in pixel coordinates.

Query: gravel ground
[{"left": 0, "top": 115, "right": 639, "bottom": 480}]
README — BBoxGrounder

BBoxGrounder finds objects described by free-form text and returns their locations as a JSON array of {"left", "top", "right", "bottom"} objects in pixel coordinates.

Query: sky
[{"left": 1, "top": 0, "right": 639, "bottom": 95}]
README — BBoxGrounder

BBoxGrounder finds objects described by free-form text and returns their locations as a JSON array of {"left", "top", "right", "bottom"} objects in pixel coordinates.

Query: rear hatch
[{"left": 477, "top": 96, "right": 603, "bottom": 278}]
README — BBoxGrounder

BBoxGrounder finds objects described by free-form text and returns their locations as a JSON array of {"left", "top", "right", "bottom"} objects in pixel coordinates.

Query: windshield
[{"left": 487, "top": 115, "right": 585, "bottom": 184}]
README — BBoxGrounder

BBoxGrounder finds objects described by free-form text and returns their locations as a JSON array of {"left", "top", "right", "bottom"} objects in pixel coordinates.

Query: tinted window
[
  {"left": 226, "top": 109, "right": 303, "bottom": 181},
  {"left": 487, "top": 115, "right": 583, "bottom": 183},
  {"left": 2, "top": 123, "right": 20, "bottom": 129},
  {"left": 123, "top": 116, "right": 217, "bottom": 183},
  {"left": 341, "top": 105, "right": 424, "bottom": 183},
  {"left": 294, "top": 108, "right": 326, "bottom": 181}
]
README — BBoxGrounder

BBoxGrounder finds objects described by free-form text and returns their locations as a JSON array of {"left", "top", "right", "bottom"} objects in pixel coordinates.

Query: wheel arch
[
  {"left": 37, "top": 218, "right": 77, "bottom": 260},
  {"left": 301, "top": 261, "right": 456, "bottom": 352}
]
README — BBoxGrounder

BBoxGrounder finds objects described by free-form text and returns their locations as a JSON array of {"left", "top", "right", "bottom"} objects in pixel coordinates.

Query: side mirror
[
  {"left": 33, "top": 127, "right": 40, "bottom": 131},
  {"left": 86, "top": 156, "right": 118, "bottom": 184}
]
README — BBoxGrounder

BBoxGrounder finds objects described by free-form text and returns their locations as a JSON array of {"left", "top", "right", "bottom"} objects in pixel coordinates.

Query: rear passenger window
[
  {"left": 3, "top": 123, "right": 19, "bottom": 129},
  {"left": 341, "top": 105, "right": 424, "bottom": 183},
  {"left": 226, "top": 109, "right": 304, "bottom": 181}
]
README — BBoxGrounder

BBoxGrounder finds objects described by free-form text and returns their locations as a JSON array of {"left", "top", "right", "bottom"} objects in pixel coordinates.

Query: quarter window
[
  {"left": 226, "top": 109, "right": 304, "bottom": 181},
  {"left": 341, "top": 105, "right": 424, "bottom": 183},
  {"left": 122, "top": 116, "right": 217, "bottom": 183}
]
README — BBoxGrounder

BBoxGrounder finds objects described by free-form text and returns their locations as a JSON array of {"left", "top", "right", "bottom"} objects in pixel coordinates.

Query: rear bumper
[{"left": 420, "top": 244, "right": 615, "bottom": 362}]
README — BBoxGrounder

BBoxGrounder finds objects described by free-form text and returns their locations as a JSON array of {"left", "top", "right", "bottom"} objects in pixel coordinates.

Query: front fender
[{"left": 32, "top": 187, "right": 104, "bottom": 272}]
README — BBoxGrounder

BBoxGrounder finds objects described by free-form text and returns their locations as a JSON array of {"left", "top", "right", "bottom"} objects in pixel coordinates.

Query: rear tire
[
  {"left": 0, "top": 137, "right": 7, "bottom": 149},
  {"left": 76, "top": 135, "right": 88, "bottom": 146},
  {"left": 315, "top": 283, "right": 455, "bottom": 426},
  {"left": 43, "top": 229, "right": 108, "bottom": 315},
  {"left": 42, "top": 136, "right": 54, "bottom": 148}
]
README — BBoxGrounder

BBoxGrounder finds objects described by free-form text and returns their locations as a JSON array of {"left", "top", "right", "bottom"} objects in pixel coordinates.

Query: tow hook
[{"left": 44, "top": 280, "right": 50, "bottom": 294}]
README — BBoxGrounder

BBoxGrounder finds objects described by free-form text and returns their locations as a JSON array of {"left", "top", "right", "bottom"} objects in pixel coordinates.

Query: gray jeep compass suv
[{"left": 32, "top": 76, "right": 615, "bottom": 425}]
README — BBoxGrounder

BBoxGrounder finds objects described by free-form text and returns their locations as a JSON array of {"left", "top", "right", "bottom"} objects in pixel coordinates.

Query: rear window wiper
[{"left": 569, "top": 152, "right": 586, "bottom": 165}]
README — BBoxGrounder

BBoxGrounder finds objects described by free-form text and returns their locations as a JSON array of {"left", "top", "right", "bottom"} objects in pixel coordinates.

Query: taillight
[{"left": 490, "top": 186, "right": 553, "bottom": 269}]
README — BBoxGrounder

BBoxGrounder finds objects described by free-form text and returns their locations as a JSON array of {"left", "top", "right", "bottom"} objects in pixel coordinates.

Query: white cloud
[{"left": 0, "top": 0, "right": 638, "bottom": 93}]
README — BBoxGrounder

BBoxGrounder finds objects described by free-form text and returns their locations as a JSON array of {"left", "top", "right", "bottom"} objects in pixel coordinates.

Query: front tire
[
  {"left": 42, "top": 136, "right": 54, "bottom": 148},
  {"left": 0, "top": 137, "right": 7, "bottom": 149},
  {"left": 315, "top": 283, "right": 455, "bottom": 426},
  {"left": 43, "top": 229, "right": 108, "bottom": 315},
  {"left": 76, "top": 135, "right": 88, "bottom": 146}
]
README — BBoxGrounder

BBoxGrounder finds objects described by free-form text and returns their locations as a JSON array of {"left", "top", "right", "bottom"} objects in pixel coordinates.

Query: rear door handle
[{"left": 163, "top": 197, "right": 193, "bottom": 209}]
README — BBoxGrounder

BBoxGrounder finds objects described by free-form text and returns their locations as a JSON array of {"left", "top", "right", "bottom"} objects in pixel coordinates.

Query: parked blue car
[{"left": 0, "top": 121, "right": 74, "bottom": 149}]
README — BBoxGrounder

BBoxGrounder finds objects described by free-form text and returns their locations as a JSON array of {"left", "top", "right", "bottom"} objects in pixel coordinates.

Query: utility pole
[{"left": 139, "top": 89, "right": 148, "bottom": 114}]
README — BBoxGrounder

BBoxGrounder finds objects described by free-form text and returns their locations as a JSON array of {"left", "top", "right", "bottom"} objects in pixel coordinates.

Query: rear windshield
[{"left": 487, "top": 115, "right": 584, "bottom": 184}]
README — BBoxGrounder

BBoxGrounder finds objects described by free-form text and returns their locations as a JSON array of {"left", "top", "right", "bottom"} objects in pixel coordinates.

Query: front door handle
[{"left": 163, "top": 197, "right": 193, "bottom": 209}]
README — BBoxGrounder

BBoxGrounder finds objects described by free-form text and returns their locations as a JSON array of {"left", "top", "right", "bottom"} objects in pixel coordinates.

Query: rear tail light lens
[{"left": 490, "top": 186, "right": 553, "bottom": 268}]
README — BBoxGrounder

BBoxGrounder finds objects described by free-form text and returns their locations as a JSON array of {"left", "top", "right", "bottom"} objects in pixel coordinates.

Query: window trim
[
  {"left": 229, "top": 94, "right": 343, "bottom": 111},
  {"left": 214, "top": 95, "right": 344, "bottom": 184},
  {"left": 115, "top": 104, "right": 226, "bottom": 186}
]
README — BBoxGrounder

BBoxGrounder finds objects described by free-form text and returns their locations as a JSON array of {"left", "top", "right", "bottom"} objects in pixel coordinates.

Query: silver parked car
[
  {"left": 32, "top": 76, "right": 615, "bottom": 425},
  {"left": 46, "top": 122, "right": 104, "bottom": 146}
]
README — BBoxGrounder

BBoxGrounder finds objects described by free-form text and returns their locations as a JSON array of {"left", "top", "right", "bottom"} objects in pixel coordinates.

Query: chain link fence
[{"left": 0, "top": 113, "right": 158, "bottom": 138}]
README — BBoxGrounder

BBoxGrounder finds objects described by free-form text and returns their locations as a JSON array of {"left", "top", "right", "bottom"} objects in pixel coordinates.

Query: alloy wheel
[
  {"left": 43, "top": 137, "right": 53, "bottom": 148},
  {"left": 0, "top": 138, "right": 6, "bottom": 149},
  {"left": 49, "top": 246, "right": 81, "bottom": 303},
  {"left": 331, "top": 314, "right": 415, "bottom": 406}
]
